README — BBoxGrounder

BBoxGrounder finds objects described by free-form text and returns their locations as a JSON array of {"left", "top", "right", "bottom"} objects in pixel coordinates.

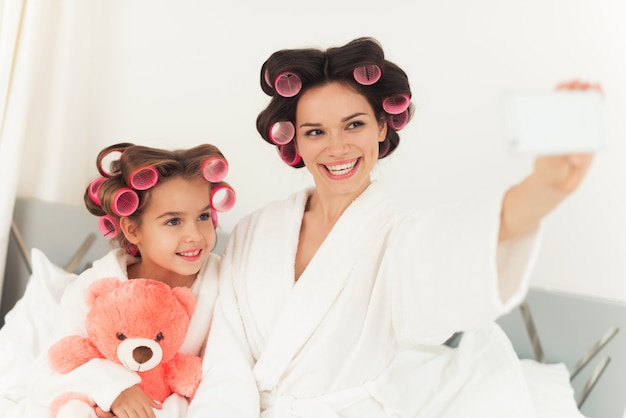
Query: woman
[{"left": 188, "top": 37, "right": 593, "bottom": 417}]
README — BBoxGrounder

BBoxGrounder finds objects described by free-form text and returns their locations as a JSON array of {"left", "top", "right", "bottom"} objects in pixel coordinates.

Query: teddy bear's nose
[{"left": 133, "top": 346, "right": 154, "bottom": 364}]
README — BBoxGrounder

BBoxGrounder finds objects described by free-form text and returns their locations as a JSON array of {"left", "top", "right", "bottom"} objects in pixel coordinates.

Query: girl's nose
[{"left": 327, "top": 132, "right": 349, "bottom": 156}]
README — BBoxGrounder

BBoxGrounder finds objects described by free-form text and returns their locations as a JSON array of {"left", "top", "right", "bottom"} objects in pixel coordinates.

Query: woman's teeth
[{"left": 326, "top": 160, "right": 357, "bottom": 175}]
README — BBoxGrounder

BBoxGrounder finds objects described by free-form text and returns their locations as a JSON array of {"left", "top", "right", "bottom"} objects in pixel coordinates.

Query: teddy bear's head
[{"left": 84, "top": 278, "right": 196, "bottom": 372}]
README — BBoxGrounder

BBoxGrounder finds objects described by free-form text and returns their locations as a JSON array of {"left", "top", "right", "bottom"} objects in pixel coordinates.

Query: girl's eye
[
  {"left": 348, "top": 121, "right": 364, "bottom": 129},
  {"left": 198, "top": 212, "right": 211, "bottom": 221},
  {"left": 166, "top": 218, "right": 181, "bottom": 226}
]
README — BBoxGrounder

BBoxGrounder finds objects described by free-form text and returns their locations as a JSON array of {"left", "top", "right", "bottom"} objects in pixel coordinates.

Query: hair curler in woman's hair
[
  {"left": 128, "top": 166, "right": 159, "bottom": 190},
  {"left": 88, "top": 177, "right": 106, "bottom": 206},
  {"left": 387, "top": 109, "right": 410, "bottom": 131},
  {"left": 277, "top": 142, "right": 302, "bottom": 167},
  {"left": 353, "top": 64, "right": 382, "bottom": 85},
  {"left": 201, "top": 157, "right": 229, "bottom": 183},
  {"left": 210, "top": 185, "right": 236, "bottom": 212},
  {"left": 269, "top": 121, "right": 296, "bottom": 145},
  {"left": 274, "top": 72, "right": 302, "bottom": 97},
  {"left": 97, "top": 215, "right": 119, "bottom": 238},
  {"left": 382, "top": 94, "right": 410, "bottom": 115},
  {"left": 112, "top": 188, "right": 139, "bottom": 217}
]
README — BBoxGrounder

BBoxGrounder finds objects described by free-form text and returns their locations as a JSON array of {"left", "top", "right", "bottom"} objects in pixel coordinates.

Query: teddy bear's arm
[
  {"left": 48, "top": 335, "right": 105, "bottom": 374},
  {"left": 163, "top": 353, "right": 202, "bottom": 398}
]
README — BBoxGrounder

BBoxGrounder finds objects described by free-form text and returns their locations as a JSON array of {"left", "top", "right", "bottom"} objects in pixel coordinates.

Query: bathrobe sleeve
[
  {"left": 187, "top": 233, "right": 260, "bottom": 418},
  {"left": 386, "top": 190, "right": 542, "bottom": 346}
]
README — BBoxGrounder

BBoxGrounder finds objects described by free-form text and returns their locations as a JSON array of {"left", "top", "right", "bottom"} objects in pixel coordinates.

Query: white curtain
[{"left": 0, "top": 0, "right": 94, "bottom": 303}]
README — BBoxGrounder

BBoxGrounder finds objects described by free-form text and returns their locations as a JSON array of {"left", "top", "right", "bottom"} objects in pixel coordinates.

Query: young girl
[{"left": 2, "top": 142, "right": 236, "bottom": 418}]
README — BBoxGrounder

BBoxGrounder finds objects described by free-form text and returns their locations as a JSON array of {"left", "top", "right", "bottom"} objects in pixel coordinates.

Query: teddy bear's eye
[
  {"left": 155, "top": 332, "right": 164, "bottom": 342},
  {"left": 117, "top": 333, "right": 126, "bottom": 341}
]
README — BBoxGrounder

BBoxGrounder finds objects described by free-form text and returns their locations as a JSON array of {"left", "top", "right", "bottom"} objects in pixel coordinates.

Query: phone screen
[{"left": 501, "top": 90, "right": 605, "bottom": 155}]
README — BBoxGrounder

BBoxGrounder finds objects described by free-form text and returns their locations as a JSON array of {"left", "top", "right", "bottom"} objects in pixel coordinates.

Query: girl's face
[
  {"left": 295, "top": 82, "right": 386, "bottom": 200},
  {"left": 122, "top": 176, "right": 216, "bottom": 285}
]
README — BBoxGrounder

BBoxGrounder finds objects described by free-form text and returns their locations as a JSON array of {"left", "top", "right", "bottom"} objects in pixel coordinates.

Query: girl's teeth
[{"left": 180, "top": 250, "right": 200, "bottom": 257}]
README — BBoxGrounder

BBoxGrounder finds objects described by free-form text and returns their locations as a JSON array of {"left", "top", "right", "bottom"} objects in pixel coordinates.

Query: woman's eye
[
  {"left": 166, "top": 218, "right": 181, "bottom": 226},
  {"left": 305, "top": 129, "right": 323, "bottom": 137},
  {"left": 348, "top": 121, "right": 364, "bottom": 129},
  {"left": 198, "top": 212, "right": 211, "bottom": 221}
]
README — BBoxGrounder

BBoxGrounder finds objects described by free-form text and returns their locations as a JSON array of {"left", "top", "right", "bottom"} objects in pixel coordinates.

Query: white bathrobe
[
  {"left": 1, "top": 248, "right": 219, "bottom": 418},
  {"left": 188, "top": 181, "right": 542, "bottom": 418}
]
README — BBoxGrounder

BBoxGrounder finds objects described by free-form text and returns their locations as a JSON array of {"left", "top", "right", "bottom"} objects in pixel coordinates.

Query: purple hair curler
[
  {"left": 278, "top": 142, "right": 302, "bottom": 167},
  {"left": 98, "top": 215, "right": 119, "bottom": 238},
  {"left": 269, "top": 121, "right": 296, "bottom": 145},
  {"left": 210, "top": 185, "right": 236, "bottom": 212},
  {"left": 382, "top": 94, "right": 410, "bottom": 115},
  {"left": 97, "top": 149, "right": 123, "bottom": 177},
  {"left": 112, "top": 188, "right": 139, "bottom": 217},
  {"left": 88, "top": 177, "right": 106, "bottom": 206},
  {"left": 387, "top": 109, "right": 409, "bottom": 131},
  {"left": 129, "top": 166, "right": 159, "bottom": 190},
  {"left": 274, "top": 72, "right": 302, "bottom": 97},
  {"left": 201, "top": 157, "right": 229, "bottom": 183},
  {"left": 353, "top": 64, "right": 382, "bottom": 85}
]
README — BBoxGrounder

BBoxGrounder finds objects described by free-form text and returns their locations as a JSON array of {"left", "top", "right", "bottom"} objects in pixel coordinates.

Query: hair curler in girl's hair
[
  {"left": 269, "top": 121, "right": 296, "bottom": 145},
  {"left": 201, "top": 157, "right": 229, "bottom": 183},
  {"left": 88, "top": 177, "right": 106, "bottom": 206},
  {"left": 382, "top": 94, "right": 410, "bottom": 115},
  {"left": 387, "top": 110, "right": 410, "bottom": 131},
  {"left": 353, "top": 64, "right": 382, "bottom": 85},
  {"left": 97, "top": 148, "right": 124, "bottom": 177},
  {"left": 112, "top": 188, "right": 139, "bottom": 217},
  {"left": 277, "top": 142, "right": 302, "bottom": 167},
  {"left": 97, "top": 215, "right": 119, "bottom": 238},
  {"left": 128, "top": 166, "right": 159, "bottom": 190},
  {"left": 274, "top": 72, "right": 302, "bottom": 97},
  {"left": 210, "top": 185, "right": 236, "bottom": 212}
]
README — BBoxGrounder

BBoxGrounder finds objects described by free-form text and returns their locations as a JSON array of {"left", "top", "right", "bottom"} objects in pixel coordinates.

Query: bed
[{"left": 2, "top": 198, "right": 624, "bottom": 417}]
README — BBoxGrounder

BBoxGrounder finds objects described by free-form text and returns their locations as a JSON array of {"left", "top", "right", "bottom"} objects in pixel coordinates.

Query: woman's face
[{"left": 295, "top": 82, "right": 387, "bottom": 200}]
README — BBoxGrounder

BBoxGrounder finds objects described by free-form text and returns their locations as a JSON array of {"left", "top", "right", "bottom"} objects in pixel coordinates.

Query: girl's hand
[{"left": 109, "top": 384, "right": 162, "bottom": 418}]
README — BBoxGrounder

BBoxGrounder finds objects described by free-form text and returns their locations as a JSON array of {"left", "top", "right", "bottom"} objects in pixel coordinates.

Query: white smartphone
[{"left": 500, "top": 90, "right": 606, "bottom": 156}]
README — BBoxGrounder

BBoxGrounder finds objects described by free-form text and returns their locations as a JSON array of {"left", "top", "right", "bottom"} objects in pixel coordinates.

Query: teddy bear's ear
[
  {"left": 171, "top": 287, "right": 196, "bottom": 317},
  {"left": 86, "top": 277, "right": 123, "bottom": 308}
]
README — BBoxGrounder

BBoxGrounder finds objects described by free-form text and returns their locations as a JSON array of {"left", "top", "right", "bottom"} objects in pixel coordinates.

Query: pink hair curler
[
  {"left": 129, "top": 166, "right": 158, "bottom": 190},
  {"left": 269, "top": 121, "right": 296, "bottom": 145},
  {"left": 97, "top": 149, "right": 124, "bottom": 177},
  {"left": 210, "top": 185, "right": 236, "bottom": 212},
  {"left": 201, "top": 157, "right": 229, "bottom": 183},
  {"left": 88, "top": 177, "right": 106, "bottom": 206},
  {"left": 353, "top": 64, "right": 382, "bottom": 85},
  {"left": 387, "top": 109, "right": 409, "bottom": 131},
  {"left": 278, "top": 142, "right": 302, "bottom": 167},
  {"left": 112, "top": 188, "right": 139, "bottom": 217},
  {"left": 98, "top": 215, "right": 119, "bottom": 238},
  {"left": 211, "top": 210, "right": 218, "bottom": 228},
  {"left": 274, "top": 72, "right": 302, "bottom": 97},
  {"left": 382, "top": 94, "right": 410, "bottom": 115}
]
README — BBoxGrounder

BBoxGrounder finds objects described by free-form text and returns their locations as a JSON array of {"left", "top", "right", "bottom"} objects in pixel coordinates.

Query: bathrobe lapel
[{"left": 253, "top": 182, "right": 388, "bottom": 391}]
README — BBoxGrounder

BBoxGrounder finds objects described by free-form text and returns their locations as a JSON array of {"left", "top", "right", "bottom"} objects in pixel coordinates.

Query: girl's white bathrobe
[
  {"left": 189, "top": 181, "right": 541, "bottom": 418},
  {"left": 0, "top": 248, "right": 220, "bottom": 418}
]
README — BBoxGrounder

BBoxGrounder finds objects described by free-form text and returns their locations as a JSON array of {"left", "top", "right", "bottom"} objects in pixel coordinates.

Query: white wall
[{"left": 16, "top": 0, "right": 626, "bottom": 301}]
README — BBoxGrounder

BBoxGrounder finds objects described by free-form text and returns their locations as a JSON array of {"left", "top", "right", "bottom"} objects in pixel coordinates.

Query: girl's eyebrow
[
  {"left": 156, "top": 203, "right": 212, "bottom": 220},
  {"left": 298, "top": 112, "right": 368, "bottom": 129}
]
